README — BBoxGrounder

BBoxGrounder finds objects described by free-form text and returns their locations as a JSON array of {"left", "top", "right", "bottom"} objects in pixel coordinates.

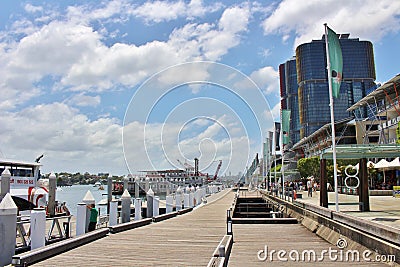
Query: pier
[
  {"left": 7, "top": 188, "right": 400, "bottom": 266},
  {"left": 28, "top": 189, "right": 234, "bottom": 266}
]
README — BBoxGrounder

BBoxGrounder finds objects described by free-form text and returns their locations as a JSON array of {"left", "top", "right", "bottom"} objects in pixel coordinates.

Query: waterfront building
[
  {"left": 279, "top": 57, "right": 300, "bottom": 145},
  {"left": 295, "top": 33, "right": 376, "bottom": 139},
  {"left": 348, "top": 74, "right": 400, "bottom": 145}
]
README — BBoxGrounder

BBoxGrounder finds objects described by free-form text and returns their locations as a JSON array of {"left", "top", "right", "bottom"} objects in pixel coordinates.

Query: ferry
[
  {"left": 112, "top": 159, "right": 223, "bottom": 196},
  {"left": 113, "top": 169, "right": 218, "bottom": 195},
  {"left": 0, "top": 158, "right": 48, "bottom": 211}
]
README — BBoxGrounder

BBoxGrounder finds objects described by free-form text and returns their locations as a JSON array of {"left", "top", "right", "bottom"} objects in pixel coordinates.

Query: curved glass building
[
  {"left": 295, "top": 34, "right": 376, "bottom": 138},
  {"left": 279, "top": 58, "right": 300, "bottom": 145}
]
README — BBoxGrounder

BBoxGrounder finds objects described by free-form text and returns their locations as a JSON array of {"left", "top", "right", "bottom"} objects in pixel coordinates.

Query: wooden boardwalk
[
  {"left": 228, "top": 222, "right": 387, "bottom": 266},
  {"left": 32, "top": 190, "right": 234, "bottom": 267}
]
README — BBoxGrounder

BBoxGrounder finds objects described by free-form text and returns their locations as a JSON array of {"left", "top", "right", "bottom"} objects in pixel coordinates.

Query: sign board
[
  {"left": 10, "top": 176, "right": 36, "bottom": 187},
  {"left": 393, "top": 186, "right": 400, "bottom": 198}
]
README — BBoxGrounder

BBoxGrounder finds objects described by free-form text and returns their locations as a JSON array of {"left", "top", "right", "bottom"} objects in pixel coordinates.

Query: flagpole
[
  {"left": 274, "top": 146, "right": 277, "bottom": 192},
  {"left": 324, "top": 23, "right": 339, "bottom": 212},
  {"left": 281, "top": 112, "right": 285, "bottom": 200},
  {"left": 274, "top": 126, "right": 277, "bottom": 195},
  {"left": 269, "top": 145, "right": 272, "bottom": 193}
]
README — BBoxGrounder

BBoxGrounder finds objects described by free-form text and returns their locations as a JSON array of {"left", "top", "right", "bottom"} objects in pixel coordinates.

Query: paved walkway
[
  {"left": 32, "top": 189, "right": 234, "bottom": 266},
  {"left": 228, "top": 190, "right": 388, "bottom": 266},
  {"left": 296, "top": 191, "right": 400, "bottom": 230},
  {"left": 228, "top": 224, "right": 386, "bottom": 266}
]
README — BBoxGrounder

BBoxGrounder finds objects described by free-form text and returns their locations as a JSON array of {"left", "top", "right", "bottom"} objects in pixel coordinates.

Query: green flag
[
  {"left": 327, "top": 26, "right": 343, "bottom": 98},
  {"left": 281, "top": 109, "right": 291, "bottom": 145},
  {"left": 397, "top": 122, "right": 400, "bottom": 144}
]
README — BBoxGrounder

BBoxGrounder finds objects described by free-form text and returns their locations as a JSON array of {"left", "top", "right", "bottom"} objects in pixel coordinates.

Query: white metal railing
[{"left": 16, "top": 215, "right": 72, "bottom": 252}]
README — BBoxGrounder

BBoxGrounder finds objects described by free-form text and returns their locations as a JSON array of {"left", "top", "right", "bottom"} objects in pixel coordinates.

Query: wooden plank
[
  {"left": 228, "top": 224, "right": 387, "bottom": 266},
  {"left": 31, "top": 190, "right": 234, "bottom": 266}
]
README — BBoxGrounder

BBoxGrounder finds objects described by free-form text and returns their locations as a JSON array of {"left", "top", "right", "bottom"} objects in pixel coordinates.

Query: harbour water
[{"left": 56, "top": 184, "right": 108, "bottom": 216}]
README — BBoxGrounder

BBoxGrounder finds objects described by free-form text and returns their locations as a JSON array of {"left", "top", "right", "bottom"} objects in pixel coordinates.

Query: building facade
[
  {"left": 279, "top": 57, "right": 300, "bottom": 145},
  {"left": 295, "top": 33, "right": 376, "bottom": 139}
]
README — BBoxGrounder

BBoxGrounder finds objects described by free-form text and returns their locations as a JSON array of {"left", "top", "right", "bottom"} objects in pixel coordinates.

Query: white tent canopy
[
  {"left": 373, "top": 158, "right": 400, "bottom": 184},
  {"left": 373, "top": 159, "right": 390, "bottom": 169},
  {"left": 388, "top": 157, "right": 400, "bottom": 169}
]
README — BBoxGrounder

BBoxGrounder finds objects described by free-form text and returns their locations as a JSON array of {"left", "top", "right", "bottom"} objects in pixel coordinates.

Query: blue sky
[{"left": 0, "top": 0, "right": 399, "bottom": 176}]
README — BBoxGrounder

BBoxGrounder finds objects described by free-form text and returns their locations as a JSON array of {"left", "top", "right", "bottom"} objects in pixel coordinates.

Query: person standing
[
  {"left": 88, "top": 203, "right": 98, "bottom": 232},
  {"left": 307, "top": 179, "right": 312, "bottom": 197}
]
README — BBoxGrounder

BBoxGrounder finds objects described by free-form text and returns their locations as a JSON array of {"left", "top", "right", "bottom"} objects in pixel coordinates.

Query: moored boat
[{"left": 0, "top": 158, "right": 48, "bottom": 211}]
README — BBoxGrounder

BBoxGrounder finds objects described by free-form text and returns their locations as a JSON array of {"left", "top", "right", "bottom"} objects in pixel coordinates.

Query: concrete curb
[
  {"left": 108, "top": 218, "right": 152, "bottom": 234},
  {"left": 11, "top": 228, "right": 109, "bottom": 267},
  {"left": 152, "top": 211, "right": 178, "bottom": 222},
  {"left": 207, "top": 235, "right": 233, "bottom": 267}
]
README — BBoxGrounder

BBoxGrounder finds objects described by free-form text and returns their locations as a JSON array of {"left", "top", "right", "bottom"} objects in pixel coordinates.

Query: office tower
[{"left": 294, "top": 33, "right": 376, "bottom": 139}]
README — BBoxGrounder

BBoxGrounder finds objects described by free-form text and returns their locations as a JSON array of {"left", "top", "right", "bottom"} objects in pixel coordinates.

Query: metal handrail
[{"left": 15, "top": 215, "right": 72, "bottom": 253}]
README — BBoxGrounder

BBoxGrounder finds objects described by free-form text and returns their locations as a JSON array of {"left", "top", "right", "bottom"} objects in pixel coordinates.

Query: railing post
[
  {"left": 121, "top": 189, "right": 131, "bottom": 223},
  {"left": 82, "top": 190, "right": 95, "bottom": 232},
  {"left": 153, "top": 196, "right": 159, "bottom": 217},
  {"left": 76, "top": 203, "right": 87, "bottom": 236},
  {"left": 146, "top": 188, "right": 154, "bottom": 218},
  {"left": 0, "top": 193, "right": 17, "bottom": 266},
  {"left": 166, "top": 195, "right": 173, "bottom": 214},
  {"left": 175, "top": 187, "right": 182, "bottom": 211},
  {"left": 218, "top": 245, "right": 226, "bottom": 257},
  {"left": 189, "top": 187, "right": 194, "bottom": 208},
  {"left": 109, "top": 200, "right": 118, "bottom": 226},
  {"left": 134, "top": 198, "right": 142, "bottom": 220},
  {"left": 30, "top": 208, "right": 46, "bottom": 250},
  {"left": 0, "top": 168, "right": 11, "bottom": 200},
  {"left": 48, "top": 172, "right": 57, "bottom": 217},
  {"left": 226, "top": 209, "right": 233, "bottom": 238},
  {"left": 134, "top": 176, "right": 140, "bottom": 199},
  {"left": 123, "top": 176, "right": 129, "bottom": 192},
  {"left": 107, "top": 176, "right": 112, "bottom": 214},
  {"left": 183, "top": 193, "right": 190, "bottom": 208}
]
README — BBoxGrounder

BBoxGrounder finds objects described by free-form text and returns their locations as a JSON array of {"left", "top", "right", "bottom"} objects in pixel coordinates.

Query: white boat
[
  {"left": 93, "top": 181, "right": 102, "bottom": 187},
  {"left": 0, "top": 158, "right": 48, "bottom": 210}
]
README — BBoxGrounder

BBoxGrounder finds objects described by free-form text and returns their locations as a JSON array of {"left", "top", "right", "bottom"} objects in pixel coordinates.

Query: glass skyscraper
[
  {"left": 279, "top": 57, "right": 300, "bottom": 145},
  {"left": 294, "top": 34, "right": 376, "bottom": 139}
]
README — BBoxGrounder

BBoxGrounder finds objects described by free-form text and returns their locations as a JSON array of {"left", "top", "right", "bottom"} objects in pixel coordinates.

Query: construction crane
[
  {"left": 177, "top": 158, "right": 209, "bottom": 177},
  {"left": 213, "top": 160, "right": 222, "bottom": 180},
  {"left": 177, "top": 159, "right": 194, "bottom": 172}
]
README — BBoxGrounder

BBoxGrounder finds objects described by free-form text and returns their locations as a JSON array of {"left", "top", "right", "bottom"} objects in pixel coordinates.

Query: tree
[{"left": 297, "top": 157, "right": 320, "bottom": 179}]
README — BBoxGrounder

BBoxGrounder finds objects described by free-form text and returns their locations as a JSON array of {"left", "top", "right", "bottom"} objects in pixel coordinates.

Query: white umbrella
[
  {"left": 388, "top": 157, "right": 400, "bottom": 170},
  {"left": 373, "top": 159, "right": 390, "bottom": 169},
  {"left": 374, "top": 159, "right": 390, "bottom": 183}
]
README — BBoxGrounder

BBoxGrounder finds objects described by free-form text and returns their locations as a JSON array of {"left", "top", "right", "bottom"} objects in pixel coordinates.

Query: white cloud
[
  {"left": 68, "top": 93, "right": 101, "bottom": 107},
  {"left": 0, "top": 1, "right": 265, "bottom": 176},
  {"left": 132, "top": 1, "right": 186, "bottom": 23},
  {"left": 131, "top": 0, "right": 223, "bottom": 23},
  {"left": 0, "top": 3, "right": 251, "bottom": 110},
  {"left": 262, "top": 0, "right": 400, "bottom": 49},
  {"left": 200, "top": 6, "right": 250, "bottom": 60},
  {"left": 249, "top": 66, "right": 279, "bottom": 95},
  {"left": 123, "top": 114, "right": 252, "bottom": 175},
  {"left": 0, "top": 103, "right": 125, "bottom": 174},
  {"left": 25, "top": 4, "right": 43, "bottom": 13},
  {"left": 270, "top": 102, "right": 281, "bottom": 123}
]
